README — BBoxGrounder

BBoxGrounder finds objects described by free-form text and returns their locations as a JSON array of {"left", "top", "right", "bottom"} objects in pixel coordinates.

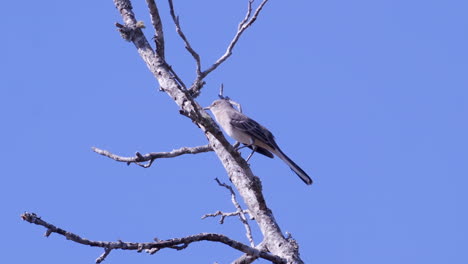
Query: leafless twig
[
  {"left": 96, "top": 248, "right": 112, "bottom": 263},
  {"left": 92, "top": 1, "right": 304, "bottom": 262},
  {"left": 146, "top": 0, "right": 165, "bottom": 59},
  {"left": 166, "top": 0, "right": 270, "bottom": 97},
  {"left": 217, "top": 84, "right": 243, "bottom": 113},
  {"left": 167, "top": 0, "right": 206, "bottom": 95},
  {"left": 92, "top": 145, "right": 212, "bottom": 168},
  {"left": 205, "top": 178, "right": 255, "bottom": 246},
  {"left": 188, "top": 0, "right": 269, "bottom": 97},
  {"left": 204, "top": 0, "right": 269, "bottom": 76},
  {"left": 146, "top": 0, "right": 189, "bottom": 90},
  {"left": 168, "top": 0, "right": 201, "bottom": 77},
  {"left": 166, "top": 63, "right": 187, "bottom": 90},
  {"left": 21, "top": 212, "right": 284, "bottom": 264},
  {"left": 202, "top": 209, "right": 251, "bottom": 224}
]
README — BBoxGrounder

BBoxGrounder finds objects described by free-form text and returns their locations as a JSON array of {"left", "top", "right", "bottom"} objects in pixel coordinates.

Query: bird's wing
[
  {"left": 230, "top": 112, "right": 277, "bottom": 150},
  {"left": 246, "top": 145, "right": 274, "bottom": 158}
]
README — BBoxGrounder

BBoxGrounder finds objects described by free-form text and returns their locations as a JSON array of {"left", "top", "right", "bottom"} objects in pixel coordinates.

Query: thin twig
[
  {"left": 240, "top": 0, "right": 255, "bottom": 31},
  {"left": 201, "top": 0, "right": 269, "bottom": 79},
  {"left": 109, "top": 0, "right": 302, "bottom": 262},
  {"left": 187, "top": 0, "right": 270, "bottom": 97},
  {"left": 166, "top": 63, "right": 187, "bottom": 90},
  {"left": 146, "top": 0, "right": 165, "bottom": 59},
  {"left": 21, "top": 212, "right": 285, "bottom": 264},
  {"left": 229, "top": 99, "right": 243, "bottom": 113},
  {"left": 214, "top": 178, "right": 255, "bottom": 247},
  {"left": 92, "top": 145, "right": 212, "bottom": 168},
  {"left": 168, "top": 0, "right": 202, "bottom": 76},
  {"left": 96, "top": 248, "right": 112, "bottom": 264},
  {"left": 201, "top": 209, "right": 250, "bottom": 224}
]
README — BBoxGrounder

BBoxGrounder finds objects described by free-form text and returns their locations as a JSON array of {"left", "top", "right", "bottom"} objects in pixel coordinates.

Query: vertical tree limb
[
  {"left": 113, "top": 0, "right": 303, "bottom": 262},
  {"left": 146, "top": 0, "right": 165, "bottom": 59}
]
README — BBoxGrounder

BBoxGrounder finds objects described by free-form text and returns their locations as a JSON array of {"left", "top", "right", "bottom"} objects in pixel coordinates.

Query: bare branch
[
  {"left": 232, "top": 241, "right": 268, "bottom": 264},
  {"left": 229, "top": 99, "right": 243, "bottom": 113},
  {"left": 219, "top": 83, "right": 225, "bottom": 98},
  {"left": 166, "top": 0, "right": 270, "bottom": 97},
  {"left": 216, "top": 85, "right": 243, "bottom": 112},
  {"left": 92, "top": 145, "right": 212, "bottom": 168},
  {"left": 214, "top": 178, "right": 255, "bottom": 247},
  {"left": 108, "top": 1, "right": 304, "bottom": 262},
  {"left": 202, "top": 209, "right": 250, "bottom": 224},
  {"left": 21, "top": 212, "right": 285, "bottom": 264},
  {"left": 96, "top": 248, "right": 112, "bottom": 264},
  {"left": 187, "top": 0, "right": 269, "bottom": 97},
  {"left": 166, "top": 63, "right": 187, "bottom": 90},
  {"left": 167, "top": 0, "right": 205, "bottom": 96},
  {"left": 200, "top": 0, "right": 270, "bottom": 79},
  {"left": 146, "top": 0, "right": 165, "bottom": 59},
  {"left": 168, "top": 0, "right": 202, "bottom": 76},
  {"left": 239, "top": 0, "right": 255, "bottom": 31}
]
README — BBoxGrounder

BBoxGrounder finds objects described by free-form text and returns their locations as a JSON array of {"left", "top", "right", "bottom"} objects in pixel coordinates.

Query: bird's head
[{"left": 204, "top": 99, "right": 233, "bottom": 113}]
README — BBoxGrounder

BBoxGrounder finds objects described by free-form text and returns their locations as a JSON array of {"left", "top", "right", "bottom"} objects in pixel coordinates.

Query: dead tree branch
[
  {"left": 167, "top": 0, "right": 205, "bottom": 95},
  {"left": 217, "top": 84, "right": 243, "bottom": 113},
  {"left": 21, "top": 212, "right": 285, "bottom": 264},
  {"left": 187, "top": 0, "right": 269, "bottom": 97},
  {"left": 147, "top": 0, "right": 187, "bottom": 90},
  {"left": 96, "top": 248, "right": 112, "bottom": 264},
  {"left": 202, "top": 209, "right": 250, "bottom": 223},
  {"left": 233, "top": 241, "right": 268, "bottom": 264},
  {"left": 21, "top": 1, "right": 304, "bottom": 263},
  {"left": 112, "top": 0, "right": 303, "bottom": 262},
  {"left": 203, "top": 0, "right": 269, "bottom": 77},
  {"left": 167, "top": 0, "right": 201, "bottom": 76},
  {"left": 201, "top": 178, "right": 255, "bottom": 246},
  {"left": 92, "top": 145, "right": 212, "bottom": 168},
  {"left": 146, "top": 0, "right": 165, "bottom": 59},
  {"left": 215, "top": 178, "right": 255, "bottom": 246},
  {"left": 166, "top": 0, "right": 270, "bottom": 97}
]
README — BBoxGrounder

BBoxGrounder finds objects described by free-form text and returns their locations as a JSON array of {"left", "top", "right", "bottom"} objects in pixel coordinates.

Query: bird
[{"left": 204, "top": 99, "right": 312, "bottom": 185}]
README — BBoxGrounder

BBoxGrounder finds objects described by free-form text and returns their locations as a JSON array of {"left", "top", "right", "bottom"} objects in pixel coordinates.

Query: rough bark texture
[{"left": 112, "top": 0, "right": 304, "bottom": 263}]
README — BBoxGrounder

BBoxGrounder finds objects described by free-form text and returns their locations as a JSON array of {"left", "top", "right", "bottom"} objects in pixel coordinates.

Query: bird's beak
[{"left": 203, "top": 106, "right": 211, "bottom": 110}]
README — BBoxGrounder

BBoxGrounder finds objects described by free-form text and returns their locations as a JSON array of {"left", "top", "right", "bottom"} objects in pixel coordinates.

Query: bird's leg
[
  {"left": 233, "top": 141, "right": 242, "bottom": 150},
  {"left": 233, "top": 138, "right": 256, "bottom": 162},
  {"left": 243, "top": 138, "right": 257, "bottom": 162},
  {"left": 245, "top": 145, "right": 257, "bottom": 162},
  {"left": 233, "top": 142, "right": 251, "bottom": 159}
]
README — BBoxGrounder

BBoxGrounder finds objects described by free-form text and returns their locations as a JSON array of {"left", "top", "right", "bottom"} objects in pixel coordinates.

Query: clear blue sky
[{"left": 2, "top": 0, "right": 467, "bottom": 263}]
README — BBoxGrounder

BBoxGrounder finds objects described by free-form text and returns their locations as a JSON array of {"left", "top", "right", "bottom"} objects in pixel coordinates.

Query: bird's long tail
[{"left": 275, "top": 148, "right": 313, "bottom": 185}]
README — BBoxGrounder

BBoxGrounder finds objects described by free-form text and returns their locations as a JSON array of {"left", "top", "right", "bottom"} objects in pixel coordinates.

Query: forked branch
[
  {"left": 215, "top": 178, "right": 255, "bottom": 246},
  {"left": 166, "top": 0, "right": 270, "bottom": 97},
  {"left": 21, "top": 212, "right": 285, "bottom": 264},
  {"left": 188, "top": 0, "right": 269, "bottom": 97},
  {"left": 202, "top": 178, "right": 255, "bottom": 246},
  {"left": 202, "top": 0, "right": 269, "bottom": 77},
  {"left": 23, "top": 0, "right": 304, "bottom": 263}
]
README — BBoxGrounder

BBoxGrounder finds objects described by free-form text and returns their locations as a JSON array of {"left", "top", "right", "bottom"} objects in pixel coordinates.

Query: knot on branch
[
  {"left": 188, "top": 80, "right": 206, "bottom": 98},
  {"left": 115, "top": 21, "right": 145, "bottom": 41},
  {"left": 285, "top": 232, "right": 300, "bottom": 250},
  {"left": 21, "top": 212, "right": 39, "bottom": 223}
]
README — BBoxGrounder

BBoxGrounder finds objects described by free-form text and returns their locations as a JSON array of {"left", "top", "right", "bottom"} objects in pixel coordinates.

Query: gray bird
[{"left": 204, "top": 99, "right": 312, "bottom": 185}]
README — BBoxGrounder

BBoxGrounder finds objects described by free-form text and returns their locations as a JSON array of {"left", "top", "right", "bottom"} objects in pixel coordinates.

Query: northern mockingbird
[{"left": 204, "top": 99, "right": 312, "bottom": 185}]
